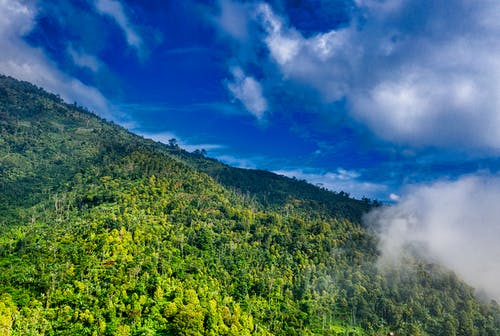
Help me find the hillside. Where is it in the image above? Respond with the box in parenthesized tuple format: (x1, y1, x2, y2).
(168, 151, 375, 223)
(0, 74, 499, 335)
(0, 74, 370, 226)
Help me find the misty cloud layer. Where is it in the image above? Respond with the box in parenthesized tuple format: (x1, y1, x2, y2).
(366, 174, 500, 301)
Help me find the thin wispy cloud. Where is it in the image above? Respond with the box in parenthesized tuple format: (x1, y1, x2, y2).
(67, 45, 102, 72)
(137, 130, 225, 154)
(274, 168, 388, 199)
(94, 0, 143, 53)
(119, 101, 245, 116)
(213, 0, 251, 41)
(0, 0, 110, 116)
(215, 154, 261, 169)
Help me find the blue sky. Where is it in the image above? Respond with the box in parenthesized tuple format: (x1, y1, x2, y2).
(2, 0, 500, 201)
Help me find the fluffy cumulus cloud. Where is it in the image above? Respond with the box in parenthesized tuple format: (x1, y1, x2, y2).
(221, 1, 500, 150)
(0, 0, 110, 115)
(274, 168, 387, 199)
(226, 67, 268, 119)
(366, 174, 500, 300)
(255, 3, 353, 102)
(345, 1, 500, 149)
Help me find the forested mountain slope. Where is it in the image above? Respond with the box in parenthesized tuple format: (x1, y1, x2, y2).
(169, 151, 374, 223)
(0, 74, 369, 226)
(0, 74, 499, 335)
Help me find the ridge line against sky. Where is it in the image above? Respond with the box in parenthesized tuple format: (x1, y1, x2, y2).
(2, 0, 500, 201)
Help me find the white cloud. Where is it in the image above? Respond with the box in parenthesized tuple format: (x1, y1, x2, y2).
(94, 0, 142, 52)
(274, 168, 387, 199)
(255, 3, 354, 101)
(213, 2, 270, 120)
(0, 0, 110, 116)
(215, 154, 260, 169)
(257, 4, 300, 65)
(214, 0, 250, 41)
(389, 193, 400, 202)
(366, 174, 500, 300)
(136, 131, 224, 153)
(67, 45, 102, 72)
(250, 1, 500, 150)
(226, 66, 268, 119)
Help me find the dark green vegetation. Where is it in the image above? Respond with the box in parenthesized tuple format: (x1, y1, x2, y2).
(0, 74, 499, 335)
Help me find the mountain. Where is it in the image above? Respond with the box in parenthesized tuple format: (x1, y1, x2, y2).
(0, 74, 499, 335)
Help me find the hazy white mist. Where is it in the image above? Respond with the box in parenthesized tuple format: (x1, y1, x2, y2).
(366, 174, 500, 301)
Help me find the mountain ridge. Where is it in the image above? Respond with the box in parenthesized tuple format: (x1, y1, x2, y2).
(0, 74, 372, 225)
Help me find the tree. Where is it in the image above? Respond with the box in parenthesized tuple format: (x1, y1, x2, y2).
(168, 138, 179, 148)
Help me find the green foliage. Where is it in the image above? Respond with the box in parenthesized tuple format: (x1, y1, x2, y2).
(0, 74, 499, 335)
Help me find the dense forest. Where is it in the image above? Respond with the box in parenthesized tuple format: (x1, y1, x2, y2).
(0, 74, 499, 335)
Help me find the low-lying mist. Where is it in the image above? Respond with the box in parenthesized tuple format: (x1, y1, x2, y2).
(366, 174, 500, 301)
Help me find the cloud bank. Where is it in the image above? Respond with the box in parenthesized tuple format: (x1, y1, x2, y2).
(367, 174, 500, 300)
(218, 0, 500, 150)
